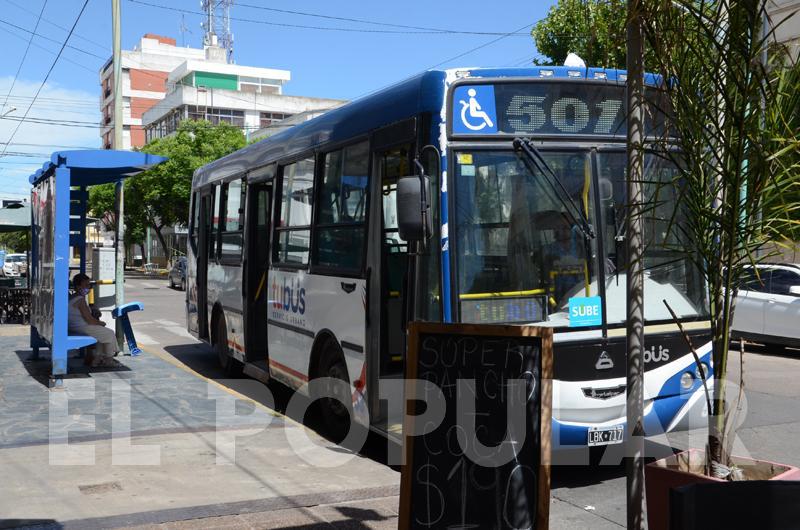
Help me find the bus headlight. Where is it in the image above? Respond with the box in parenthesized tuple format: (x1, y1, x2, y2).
(695, 363, 710, 381)
(680, 372, 695, 390)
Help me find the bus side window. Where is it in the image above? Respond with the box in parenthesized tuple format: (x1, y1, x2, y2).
(313, 141, 369, 272)
(220, 179, 245, 262)
(211, 183, 222, 261)
(190, 191, 200, 251)
(275, 157, 314, 265)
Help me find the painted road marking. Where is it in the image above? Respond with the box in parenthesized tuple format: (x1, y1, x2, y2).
(160, 320, 183, 327)
(132, 331, 158, 345)
(164, 326, 194, 339)
(139, 282, 159, 289)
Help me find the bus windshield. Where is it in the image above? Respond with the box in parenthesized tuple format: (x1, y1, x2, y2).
(596, 151, 708, 325)
(454, 150, 598, 326)
(453, 149, 707, 328)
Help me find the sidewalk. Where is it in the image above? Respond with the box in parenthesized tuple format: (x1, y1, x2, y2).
(0, 326, 399, 529)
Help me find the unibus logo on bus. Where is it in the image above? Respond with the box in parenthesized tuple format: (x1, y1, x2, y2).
(271, 276, 306, 315)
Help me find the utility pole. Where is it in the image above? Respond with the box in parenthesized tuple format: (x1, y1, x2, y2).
(625, 0, 646, 528)
(112, 0, 125, 350)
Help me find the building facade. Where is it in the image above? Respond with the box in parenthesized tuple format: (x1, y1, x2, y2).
(100, 34, 343, 150)
(142, 60, 343, 143)
(99, 34, 206, 150)
(769, 0, 800, 59)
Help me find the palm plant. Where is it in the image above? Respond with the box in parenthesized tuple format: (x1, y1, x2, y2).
(640, 0, 800, 477)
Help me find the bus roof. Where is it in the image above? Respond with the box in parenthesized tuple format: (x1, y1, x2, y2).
(193, 66, 659, 188)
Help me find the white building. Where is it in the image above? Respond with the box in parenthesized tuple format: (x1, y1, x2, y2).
(769, 0, 800, 60)
(142, 59, 343, 143)
(100, 34, 344, 150)
(99, 34, 206, 150)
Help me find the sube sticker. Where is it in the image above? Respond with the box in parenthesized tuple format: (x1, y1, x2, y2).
(569, 296, 602, 327)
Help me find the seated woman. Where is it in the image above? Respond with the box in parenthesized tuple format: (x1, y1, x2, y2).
(68, 273, 118, 367)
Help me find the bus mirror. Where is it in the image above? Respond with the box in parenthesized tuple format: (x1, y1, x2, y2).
(397, 175, 432, 242)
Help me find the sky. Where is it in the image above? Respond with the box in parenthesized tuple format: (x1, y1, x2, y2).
(0, 0, 557, 197)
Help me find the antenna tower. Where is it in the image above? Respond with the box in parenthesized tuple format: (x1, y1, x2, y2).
(201, 0, 234, 63)
(179, 14, 192, 47)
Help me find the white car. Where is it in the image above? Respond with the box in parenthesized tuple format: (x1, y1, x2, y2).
(731, 263, 800, 349)
(2, 254, 27, 277)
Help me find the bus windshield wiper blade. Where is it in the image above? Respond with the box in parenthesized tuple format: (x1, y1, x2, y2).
(512, 137, 596, 240)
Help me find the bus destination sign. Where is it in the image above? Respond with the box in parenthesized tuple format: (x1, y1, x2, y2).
(451, 82, 631, 138)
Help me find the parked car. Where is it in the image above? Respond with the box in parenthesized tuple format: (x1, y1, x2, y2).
(2, 254, 27, 277)
(731, 263, 800, 349)
(168, 257, 187, 291)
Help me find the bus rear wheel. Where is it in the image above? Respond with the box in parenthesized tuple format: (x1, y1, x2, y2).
(315, 340, 352, 443)
(214, 314, 242, 377)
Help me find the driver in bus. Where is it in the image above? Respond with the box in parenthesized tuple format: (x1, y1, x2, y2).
(68, 273, 118, 367)
(545, 223, 587, 306)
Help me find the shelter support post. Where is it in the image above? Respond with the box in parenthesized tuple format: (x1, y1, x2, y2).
(114, 180, 125, 351)
(51, 166, 72, 387)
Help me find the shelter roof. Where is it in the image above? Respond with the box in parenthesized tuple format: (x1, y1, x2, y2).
(0, 205, 30, 233)
(29, 150, 167, 187)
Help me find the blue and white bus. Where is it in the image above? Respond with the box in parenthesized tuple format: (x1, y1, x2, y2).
(186, 66, 712, 447)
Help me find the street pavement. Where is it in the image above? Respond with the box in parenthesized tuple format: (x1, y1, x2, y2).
(2, 275, 800, 529)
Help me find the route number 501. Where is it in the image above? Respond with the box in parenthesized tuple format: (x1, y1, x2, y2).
(506, 94, 623, 135)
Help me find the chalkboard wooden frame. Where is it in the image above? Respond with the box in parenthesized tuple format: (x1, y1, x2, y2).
(399, 322, 553, 530)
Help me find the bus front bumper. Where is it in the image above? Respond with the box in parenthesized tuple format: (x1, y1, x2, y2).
(551, 351, 713, 450)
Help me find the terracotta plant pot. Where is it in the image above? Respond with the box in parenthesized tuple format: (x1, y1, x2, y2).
(645, 448, 800, 530)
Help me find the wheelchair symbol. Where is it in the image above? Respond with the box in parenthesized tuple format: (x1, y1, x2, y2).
(459, 88, 495, 131)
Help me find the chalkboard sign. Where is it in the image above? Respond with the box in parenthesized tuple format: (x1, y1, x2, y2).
(399, 323, 553, 530)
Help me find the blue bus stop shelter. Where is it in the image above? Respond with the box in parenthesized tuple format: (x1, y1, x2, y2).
(28, 150, 166, 387)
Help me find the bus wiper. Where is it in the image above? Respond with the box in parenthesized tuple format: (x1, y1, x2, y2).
(513, 138, 596, 240)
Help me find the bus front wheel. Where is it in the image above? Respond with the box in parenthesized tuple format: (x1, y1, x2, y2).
(315, 340, 352, 442)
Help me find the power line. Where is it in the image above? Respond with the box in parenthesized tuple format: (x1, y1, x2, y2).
(0, 151, 53, 158)
(2, 95, 97, 105)
(428, 21, 536, 69)
(1, 115, 102, 128)
(127, 0, 531, 36)
(347, 21, 535, 104)
(0, 23, 98, 74)
(0, 16, 107, 60)
(1, 0, 48, 114)
(0, 141, 97, 149)
(2, 0, 109, 53)
(236, 1, 532, 36)
(0, 0, 92, 158)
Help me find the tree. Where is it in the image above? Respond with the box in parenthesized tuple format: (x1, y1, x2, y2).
(88, 120, 246, 261)
(642, 0, 800, 476)
(532, 0, 629, 68)
(0, 231, 29, 252)
(134, 120, 246, 258)
(88, 182, 149, 259)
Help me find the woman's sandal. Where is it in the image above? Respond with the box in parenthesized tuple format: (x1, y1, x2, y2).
(96, 357, 117, 367)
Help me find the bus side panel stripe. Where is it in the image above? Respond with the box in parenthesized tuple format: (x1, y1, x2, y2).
(268, 318, 314, 338)
(269, 359, 309, 382)
(341, 341, 364, 353)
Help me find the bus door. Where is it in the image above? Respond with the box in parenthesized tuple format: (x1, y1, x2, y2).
(378, 144, 413, 374)
(366, 119, 416, 428)
(197, 191, 213, 340)
(244, 180, 272, 364)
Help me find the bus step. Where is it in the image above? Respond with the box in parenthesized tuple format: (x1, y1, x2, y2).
(243, 361, 270, 383)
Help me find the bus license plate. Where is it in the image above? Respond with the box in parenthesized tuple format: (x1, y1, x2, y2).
(587, 425, 624, 446)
